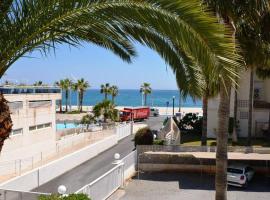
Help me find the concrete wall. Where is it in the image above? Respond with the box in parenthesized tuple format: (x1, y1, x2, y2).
(0, 135, 118, 191)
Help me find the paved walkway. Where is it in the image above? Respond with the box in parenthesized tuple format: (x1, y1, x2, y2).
(118, 172, 270, 200)
(33, 135, 135, 194)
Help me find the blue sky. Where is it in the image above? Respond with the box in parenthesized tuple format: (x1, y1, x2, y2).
(2, 43, 178, 90)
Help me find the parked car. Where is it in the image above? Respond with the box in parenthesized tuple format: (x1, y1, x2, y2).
(150, 108, 159, 117)
(227, 164, 254, 187)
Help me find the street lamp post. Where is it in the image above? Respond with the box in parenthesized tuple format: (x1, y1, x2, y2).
(172, 96, 175, 116)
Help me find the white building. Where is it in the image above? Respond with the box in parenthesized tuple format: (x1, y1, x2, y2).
(0, 86, 61, 160)
(207, 68, 270, 138)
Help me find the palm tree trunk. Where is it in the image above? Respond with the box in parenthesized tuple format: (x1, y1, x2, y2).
(112, 96, 115, 104)
(144, 94, 147, 106)
(215, 84, 231, 200)
(0, 93, 13, 153)
(59, 100, 62, 113)
(65, 90, 68, 112)
(201, 94, 208, 146)
(232, 86, 238, 143)
(80, 91, 83, 112)
(77, 90, 80, 111)
(268, 111, 270, 135)
(248, 68, 254, 146)
(105, 93, 107, 100)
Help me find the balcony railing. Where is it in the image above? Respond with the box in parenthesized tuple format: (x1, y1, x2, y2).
(0, 86, 61, 94)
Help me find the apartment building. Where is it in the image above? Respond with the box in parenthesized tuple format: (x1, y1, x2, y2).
(207, 68, 270, 138)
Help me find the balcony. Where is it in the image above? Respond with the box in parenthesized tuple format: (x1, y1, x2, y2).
(254, 100, 270, 109)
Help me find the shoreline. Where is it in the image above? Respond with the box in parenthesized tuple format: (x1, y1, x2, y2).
(67, 105, 203, 116)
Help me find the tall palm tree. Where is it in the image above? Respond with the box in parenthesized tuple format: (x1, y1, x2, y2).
(55, 80, 66, 113)
(100, 83, 111, 100)
(71, 82, 79, 110)
(0, 0, 241, 162)
(76, 78, 90, 112)
(63, 79, 72, 112)
(140, 83, 152, 106)
(110, 85, 119, 104)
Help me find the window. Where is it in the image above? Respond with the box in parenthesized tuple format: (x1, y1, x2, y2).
(240, 112, 248, 119)
(238, 100, 248, 108)
(29, 100, 51, 108)
(8, 101, 23, 111)
(227, 168, 243, 174)
(29, 126, 36, 131)
(11, 128, 23, 136)
(29, 123, 52, 132)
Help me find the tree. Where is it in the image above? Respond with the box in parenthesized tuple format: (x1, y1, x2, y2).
(80, 114, 96, 129)
(55, 80, 67, 113)
(33, 81, 43, 86)
(0, 0, 241, 162)
(140, 83, 152, 106)
(63, 79, 72, 112)
(93, 100, 119, 122)
(0, 93, 13, 152)
(76, 78, 90, 112)
(110, 85, 118, 104)
(100, 83, 111, 100)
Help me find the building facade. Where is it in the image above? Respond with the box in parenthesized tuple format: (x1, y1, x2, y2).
(0, 86, 61, 161)
(207, 69, 270, 138)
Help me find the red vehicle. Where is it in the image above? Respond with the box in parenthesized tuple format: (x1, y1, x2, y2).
(120, 107, 150, 121)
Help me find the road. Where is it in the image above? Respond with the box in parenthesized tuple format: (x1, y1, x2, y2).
(34, 135, 135, 193)
(34, 117, 164, 194)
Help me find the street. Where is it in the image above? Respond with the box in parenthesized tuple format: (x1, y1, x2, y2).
(34, 116, 164, 194)
(33, 135, 135, 193)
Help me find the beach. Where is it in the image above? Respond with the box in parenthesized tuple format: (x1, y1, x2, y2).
(70, 105, 203, 116)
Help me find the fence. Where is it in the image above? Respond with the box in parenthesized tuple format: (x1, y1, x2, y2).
(76, 150, 137, 200)
(116, 122, 132, 140)
(0, 189, 49, 200)
(137, 145, 270, 155)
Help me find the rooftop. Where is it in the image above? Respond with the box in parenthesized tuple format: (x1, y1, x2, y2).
(0, 86, 61, 95)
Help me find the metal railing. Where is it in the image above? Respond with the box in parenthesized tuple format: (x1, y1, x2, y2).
(76, 150, 137, 200)
(0, 189, 49, 200)
(76, 164, 124, 200)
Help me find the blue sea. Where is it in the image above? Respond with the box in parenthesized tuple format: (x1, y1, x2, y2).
(62, 89, 202, 108)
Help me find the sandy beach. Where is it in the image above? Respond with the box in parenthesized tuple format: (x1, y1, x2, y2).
(68, 105, 202, 116)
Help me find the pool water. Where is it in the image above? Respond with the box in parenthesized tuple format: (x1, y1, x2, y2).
(56, 123, 79, 130)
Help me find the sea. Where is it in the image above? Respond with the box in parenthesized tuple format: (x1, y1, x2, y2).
(62, 89, 202, 108)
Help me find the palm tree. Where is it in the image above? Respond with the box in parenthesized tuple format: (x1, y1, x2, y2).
(63, 79, 72, 112)
(55, 80, 66, 113)
(93, 100, 119, 123)
(100, 83, 111, 100)
(76, 78, 90, 112)
(33, 81, 43, 86)
(110, 85, 119, 104)
(80, 114, 96, 129)
(140, 83, 152, 106)
(203, 1, 270, 199)
(0, 0, 241, 161)
(0, 93, 13, 152)
(71, 82, 79, 111)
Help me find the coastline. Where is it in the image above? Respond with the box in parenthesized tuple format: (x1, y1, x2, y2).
(71, 105, 203, 116)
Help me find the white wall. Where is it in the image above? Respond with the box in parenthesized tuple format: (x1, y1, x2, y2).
(0, 135, 118, 191)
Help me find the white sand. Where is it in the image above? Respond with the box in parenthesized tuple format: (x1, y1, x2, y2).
(74, 105, 202, 116)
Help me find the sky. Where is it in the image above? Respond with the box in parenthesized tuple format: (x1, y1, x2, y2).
(2, 42, 178, 90)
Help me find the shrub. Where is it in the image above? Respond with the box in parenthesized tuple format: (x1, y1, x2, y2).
(39, 194, 90, 200)
(153, 139, 165, 145)
(179, 113, 202, 134)
(134, 127, 153, 146)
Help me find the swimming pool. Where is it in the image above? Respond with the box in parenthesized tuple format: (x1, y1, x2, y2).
(56, 123, 80, 130)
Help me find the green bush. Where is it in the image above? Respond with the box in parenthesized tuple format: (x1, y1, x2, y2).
(39, 194, 90, 200)
(153, 139, 165, 145)
(134, 127, 153, 146)
(179, 113, 202, 134)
